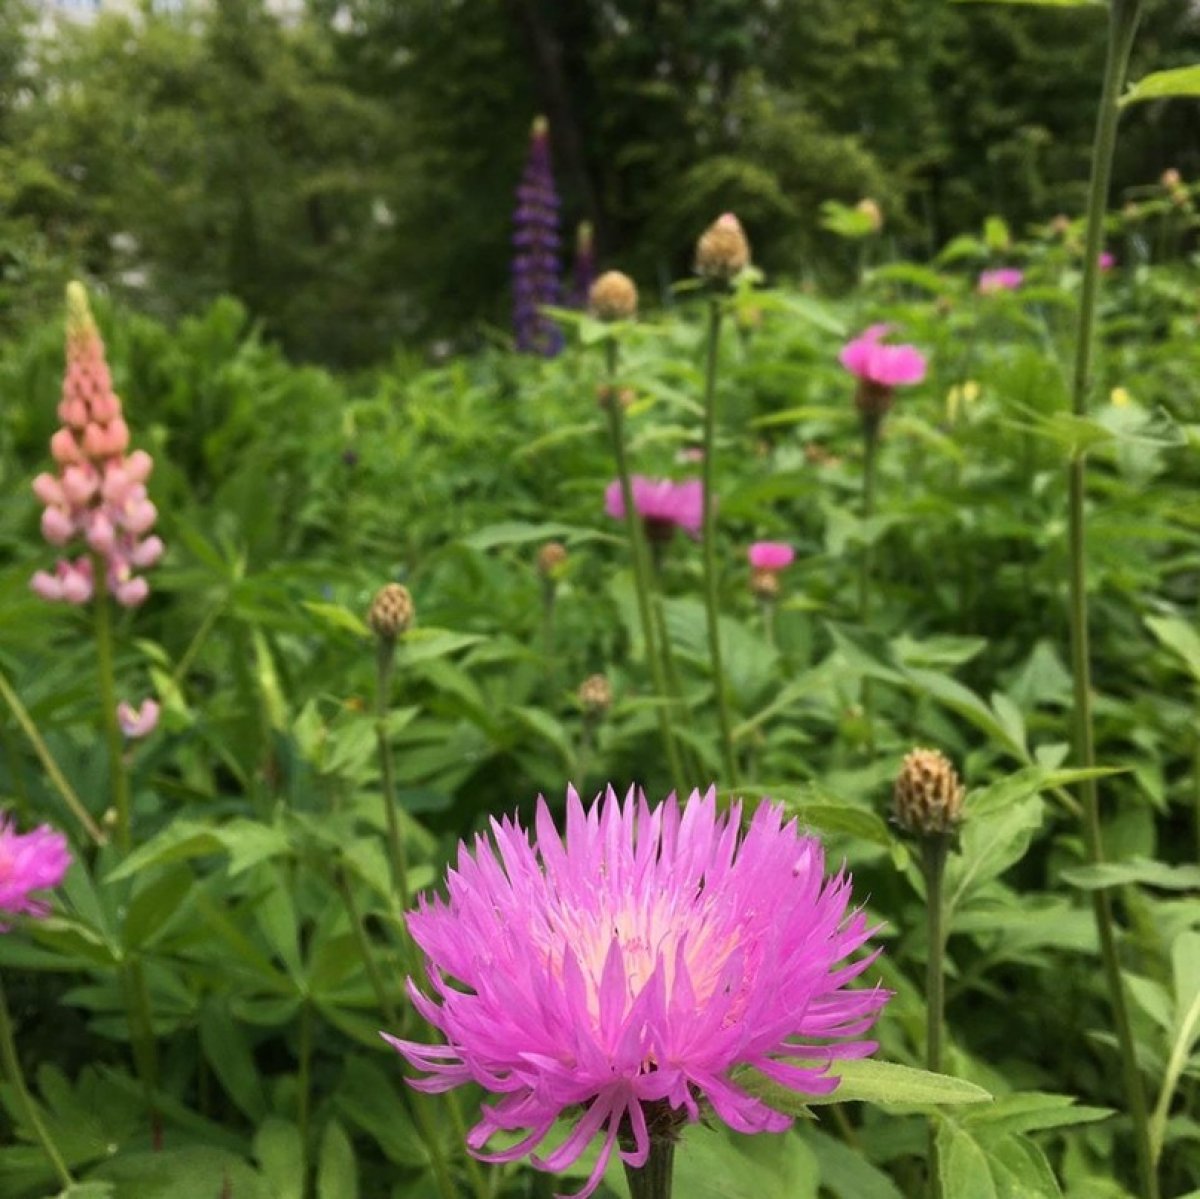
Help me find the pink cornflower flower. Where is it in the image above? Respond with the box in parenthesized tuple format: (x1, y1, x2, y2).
(384, 786, 888, 1198)
(117, 699, 160, 740)
(747, 542, 794, 572)
(605, 476, 704, 541)
(839, 325, 927, 431)
(30, 283, 163, 608)
(977, 268, 1024, 294)
(1099, 251, 1116, 271)
(0, 818, 71, 924)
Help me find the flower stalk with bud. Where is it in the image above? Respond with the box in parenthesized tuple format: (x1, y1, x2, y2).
(694, 214, 750, 786)
(367, 583, 415, 907)
(893, 748, 965, 1199)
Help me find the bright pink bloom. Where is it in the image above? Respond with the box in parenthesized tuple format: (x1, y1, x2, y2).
(605, 476, 704, 539)
(384, 786, 887, 1198)
(117, 699, 160, 740)
(978, 268, 1024, 294)
(0, 818, 71, 924)
(748, 542, 794, 572)
(839, 325, 927, 389)
(1099, 251, 1116, 271)
(30, 284, 162, 606)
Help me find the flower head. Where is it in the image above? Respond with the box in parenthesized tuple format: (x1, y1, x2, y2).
(747, 542, 794, 572)
(605, 476, 703, 541)
(893, 748, 964, 839)
(117, 699, 160, 740)
(30, 283, 162, 608)
(384, 787, 887, 1197)
(571, 222, 596, 309)
(1098, 251, 1116, 272)
(839, 325, 927, 390)
(977, 268, 1024, 294)
(0, 818, 71, 924)
(512, 117, 564, 357)
(695, 213, 751, 282)
(367, 583, 414, 640)
(588, 271, 638, 323)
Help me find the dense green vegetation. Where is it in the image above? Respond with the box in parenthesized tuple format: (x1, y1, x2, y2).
(2, 0, 1199, 359)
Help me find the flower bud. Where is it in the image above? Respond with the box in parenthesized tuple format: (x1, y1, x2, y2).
(578, 673, 612, 716)
(893, 748, 965, 838)
(695, 213, 751, 282)
(750, 568, 780, 600)
(856, 198, 883, 233)
(588, 271, 638, 322)
(537, 541, 568, 577)
(368, 583, 414, 640)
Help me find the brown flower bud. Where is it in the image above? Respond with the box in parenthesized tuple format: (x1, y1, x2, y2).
(856, 198, 883, 233)
(1162, 168, 1182, 191)
(589, 271, 638, 322)
(1051, 214, 1072, 237)
(578, 673, 613, 716)
(596, 384, 635, 411)
(893, 748, 965, 837)
(750, 568, 779, 600)
(695, 213, 751, 282)
(367, 583, 414, 640)
(537, 541, 568, 577)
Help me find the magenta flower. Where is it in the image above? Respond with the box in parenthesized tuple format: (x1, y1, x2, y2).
(384, 786, 887, 1198)
(1099, 251, 1116, 271)
(30, 283, 163, 608)
(0, 818, 71, 924)
(117, 699, 160, 740)
(839, 325, 927, 391)
(748, 542, 794, 572)
(978, 268, 1024, 294)
(605, 476, 704, 540)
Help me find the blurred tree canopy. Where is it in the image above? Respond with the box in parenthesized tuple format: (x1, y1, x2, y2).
(1, 0, 1197, 363)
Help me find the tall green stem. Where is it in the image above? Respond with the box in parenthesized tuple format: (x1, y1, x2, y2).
(91, 557, 131, 853)
(0, 975, 74, 1189)
(1066, 5, 1156, 1197)
(922, 838, 949, 1199)
(0, 667, 104, 845)
(699, 298, 738, 785)
(602, 340, 688, 797)
(374, 638, 409, 910)
(297, 998, 313, 1185)
(858, 425, 880, 750)
(623, 1138, 675, 1199)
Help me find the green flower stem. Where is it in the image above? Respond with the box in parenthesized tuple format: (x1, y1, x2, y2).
(297, 998, 313, 1179)
(700, 298, 738, 786)
(1066, 4, 1156, 1198)
(541, 578, 558, 698)
(374, 637, 410, 910)
(0, 974, 74, 1189)
(91, 555, 131, 853)
(336, 872, 473, 1199)
(858, 424, 880, 751)
(0, 666, 104, 845)
(0, 718, 31, 825)
(602, 340, 688, 798)
(623, 1137, 675, 1199)
(922, 837, 949, 1199)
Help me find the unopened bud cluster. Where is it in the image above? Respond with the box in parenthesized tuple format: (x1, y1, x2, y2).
(368, 583, 414, 640)
(695, 213, 751, 282)
(537, 541, 568, 577)
(578, 673, 613, 716)
(588, 271, 638, 322)
(893, 748, 964, 838)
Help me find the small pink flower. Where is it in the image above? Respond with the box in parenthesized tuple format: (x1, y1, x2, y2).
(839, 325, 927, 389)
(1099, 251, 1116, 271)
(113, 576, 149, 608)
(384, 786, 887, 1199)
(0, 818, 71, 924)
(605, 476, 704, 539)
(748, 542, 794, 572)
(978, 267, 1024, 294)
(117, 699, 160, 740)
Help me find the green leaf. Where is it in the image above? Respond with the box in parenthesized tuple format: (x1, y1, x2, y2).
(803, 1127, 905, 1199)
(254, 1119, 304, 1199)
(1121, 66, 1200, 106)
(939, 1124, 999, 1199)
(122, 867, 194, 951)
(1060, 859, 1200, 891)
(1145, 614, 1200, 682)
(199, 1001, 268, 1122)
(962, 1091, 1113, 1136)
(318, 1120, 359, 1199)
(737, 1058, 991, 1113)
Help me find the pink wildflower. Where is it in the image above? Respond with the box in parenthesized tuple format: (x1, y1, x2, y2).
(605, 476, 704, 540)
(30, 283, 162, 607)
(0, 818, 71, 924)
(839, 325, 927, 390)
(747, 542, 794, 572)
(1099, 251, 1116, 271)
(978, 268, 1024, 294)
(384, 786, 887, 1198)
(117, 699, 160, 740)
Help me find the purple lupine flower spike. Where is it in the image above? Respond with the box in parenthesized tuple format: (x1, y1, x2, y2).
(512, 116, 564, 356)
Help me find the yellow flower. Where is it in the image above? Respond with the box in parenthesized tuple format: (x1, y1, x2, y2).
(1110, 387, 1132, 408)
(946, 380, 981, 423)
